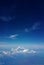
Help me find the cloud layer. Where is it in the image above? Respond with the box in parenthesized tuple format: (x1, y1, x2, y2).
(0, 46, 36, 56)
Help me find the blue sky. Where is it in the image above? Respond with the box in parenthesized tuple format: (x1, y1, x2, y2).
(0, 0, 44, 46)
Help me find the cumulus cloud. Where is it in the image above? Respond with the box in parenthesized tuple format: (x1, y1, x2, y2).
(28, 50, 36, 53)
(3, 51, 8, 55)
(13, 46, 30, 53)
(15, 46, 36, 54)
(1, 46, 36, 56)
(2, 51, 11, 55)
(25, 22, 40, 32)
(14, 46, 30, 53)
(23, 49, 29, 53)
(9, 34, 18, 39)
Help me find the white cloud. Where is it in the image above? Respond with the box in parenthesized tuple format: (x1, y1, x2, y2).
(3, 51, 8, 55)
(2, 51, 11, 55)
(0, 46, 36, 56)
(15, 47, 36, 54)
(28, 50, 36, 54)
(5, 46, 36, 55)
(23, 49, 29, 53)
(9, 34, 18, 39)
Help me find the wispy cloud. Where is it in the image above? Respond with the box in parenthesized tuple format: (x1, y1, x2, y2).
(25, 28, 29, 32)
(9, 34, 19, 39)
(25, 22, 40, 32)
(3, 51, 9, 55)
(32, 22, 40, 30)
(0, 16, 15, 22)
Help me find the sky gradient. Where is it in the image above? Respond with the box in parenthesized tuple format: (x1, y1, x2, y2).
(0, 0, 44, 46)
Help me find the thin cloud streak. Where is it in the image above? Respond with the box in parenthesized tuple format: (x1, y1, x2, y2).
(9, 34, 19, 39)
(25, 22, 40, 32)
(0, 16, 15, 22)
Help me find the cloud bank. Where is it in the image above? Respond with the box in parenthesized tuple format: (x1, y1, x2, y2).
(0, 46, 36, 56)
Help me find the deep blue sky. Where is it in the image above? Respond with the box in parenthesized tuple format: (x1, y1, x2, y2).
(0, 0, 44, 45)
